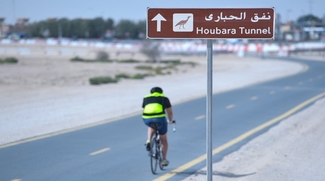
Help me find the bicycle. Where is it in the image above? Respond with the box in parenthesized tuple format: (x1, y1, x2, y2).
(149, 120, 176, 174)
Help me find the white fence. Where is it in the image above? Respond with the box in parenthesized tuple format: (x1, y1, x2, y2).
(1, 38, 324, 57)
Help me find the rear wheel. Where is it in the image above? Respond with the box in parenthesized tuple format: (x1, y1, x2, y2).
(158, 143, 164, 170)
(150, 136, 158, 174)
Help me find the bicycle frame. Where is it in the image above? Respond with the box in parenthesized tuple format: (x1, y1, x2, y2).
(149, 121, 176, 174)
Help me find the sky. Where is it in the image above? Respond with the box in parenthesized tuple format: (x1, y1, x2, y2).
(0, 0, 324, 24)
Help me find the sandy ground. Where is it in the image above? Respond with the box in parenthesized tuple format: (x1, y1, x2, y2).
(182, 54, 325, 181)
(182, 97, 325, 181)
(1, 52, 325, 180)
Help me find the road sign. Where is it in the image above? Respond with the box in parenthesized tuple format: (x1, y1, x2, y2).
(147, 8, 275, 39)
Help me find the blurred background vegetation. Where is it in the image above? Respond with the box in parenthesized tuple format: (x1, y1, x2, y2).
(25, 17, 146, 40)
(2, 14, 324, 41)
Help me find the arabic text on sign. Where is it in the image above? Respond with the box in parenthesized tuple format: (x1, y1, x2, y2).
(205, 12, 271, 22)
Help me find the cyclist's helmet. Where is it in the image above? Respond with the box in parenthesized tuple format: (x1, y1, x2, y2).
(150, 87, 163, 93)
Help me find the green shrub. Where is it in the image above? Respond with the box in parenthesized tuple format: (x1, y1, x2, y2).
(163, 59, 181, 64)
(165, 64, 177, 69)
(70, 56, 83, 62)
(154, 67, 165, 75)
(94, 59, 113, 63)
(0, 57, 19, 64)
(89, 76, 117, 85)
(85, 58, 197, 85)
(135, 65, 154, 70)
(118, 59, 140, 63)
(115, 73, 130, 79)
(71, 56, 112, 63)
(144, 59, 181, 64)
(131, 74, 146, 79)
(183, 61, 197, 67)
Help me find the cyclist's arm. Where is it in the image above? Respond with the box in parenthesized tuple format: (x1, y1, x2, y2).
(166, 107, 173, 122)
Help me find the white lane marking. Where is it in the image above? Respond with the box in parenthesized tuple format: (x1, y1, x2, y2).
(226, 104, 235, 109)
(90, 148, 110, 156)
(270, 91, 276, 94)
(250, 96, 258, 100)
(195, 115, 205, 120)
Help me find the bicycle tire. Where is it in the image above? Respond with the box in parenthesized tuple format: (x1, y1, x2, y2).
(150, 135, 158, 174)
(158, 142, 164, 170)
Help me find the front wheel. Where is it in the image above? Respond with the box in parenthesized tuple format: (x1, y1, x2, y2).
(158, 144, 164, 170)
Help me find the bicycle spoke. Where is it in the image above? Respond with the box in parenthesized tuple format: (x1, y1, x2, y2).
(150, 136, 158, 174)
(149, 126, 165, 174)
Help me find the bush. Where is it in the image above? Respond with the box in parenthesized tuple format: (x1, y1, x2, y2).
(131, 74, 146, 79)
(96, 51, 109, 60)
(140, 40, 161, 62)
(183, 61, 198, 67)
(0, 57, 19, 64)
(162, 59, 181, 64)
(85, 57, 197, 85)
(135, 65, 154, 70)
(70, 56, 112, 63)
(118, 59, 140, 63)
(98, 59, 113, 63)
(70, 56, 83, 62)
(115, 73, 130, 80)
(89, 76, 117, 85)
(154, 67, 165, 75)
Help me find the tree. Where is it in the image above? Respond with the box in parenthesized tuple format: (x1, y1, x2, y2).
(104, 18, 114, 31)
(24, 17, 145, 39)
(135, 20, 146, 39)
(59, 18, 70, 38)
(88, 17, 106, 38)
(297, 14, 322, 25)
(69, 18, 88, 38)
(114, 19, 137, 39)
(26, 22, 40, 37)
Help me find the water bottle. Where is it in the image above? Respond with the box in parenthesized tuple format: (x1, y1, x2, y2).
(172, 120, 176, 132)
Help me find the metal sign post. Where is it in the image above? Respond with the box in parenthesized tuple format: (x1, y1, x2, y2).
(147, 7, 275, 181)
(206, 39, 213, 180)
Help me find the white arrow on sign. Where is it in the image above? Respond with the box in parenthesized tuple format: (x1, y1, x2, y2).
(151, 13, 166, 32)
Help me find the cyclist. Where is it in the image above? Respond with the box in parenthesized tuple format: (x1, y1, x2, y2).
(142, 86, 174, 166)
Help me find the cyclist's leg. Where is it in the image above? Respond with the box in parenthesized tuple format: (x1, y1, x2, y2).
(143, 118, 155, 140)
(147, 127, 154, 142)
(156, 117, 168, 164)
(160, 133, 168, 160)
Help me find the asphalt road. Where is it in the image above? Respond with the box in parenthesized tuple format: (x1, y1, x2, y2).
(1, 57, 325, 181)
